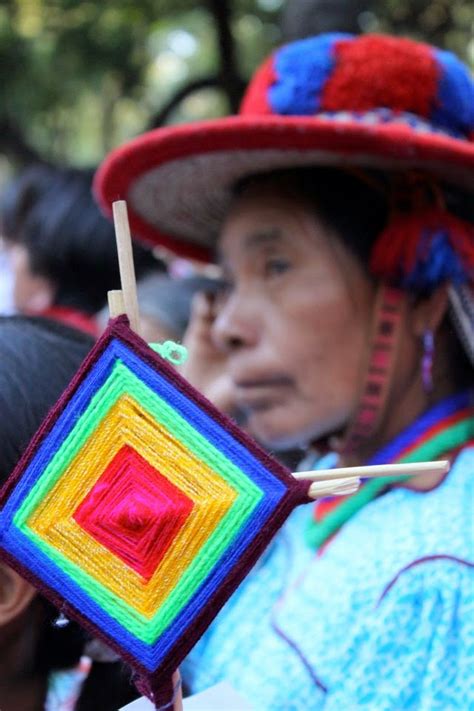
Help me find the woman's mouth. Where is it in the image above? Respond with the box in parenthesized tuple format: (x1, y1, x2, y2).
(235, 375, 293, 411)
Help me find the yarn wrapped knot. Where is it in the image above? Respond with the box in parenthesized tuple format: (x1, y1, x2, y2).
(370, 208, 474, 292)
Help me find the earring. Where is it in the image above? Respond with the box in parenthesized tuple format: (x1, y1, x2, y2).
(422, 329, 434, 393)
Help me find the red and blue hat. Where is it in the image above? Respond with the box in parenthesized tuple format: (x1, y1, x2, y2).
(95, 33, 474, 262)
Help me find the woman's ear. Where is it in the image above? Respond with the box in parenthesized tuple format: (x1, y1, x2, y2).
(8, 243, 55, 313)
(411, 284, 450, 338)
(0, 563, 36, 626)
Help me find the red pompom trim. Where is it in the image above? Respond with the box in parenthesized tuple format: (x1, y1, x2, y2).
(370, 208, 474, 281)
(322, 36, 439, 118)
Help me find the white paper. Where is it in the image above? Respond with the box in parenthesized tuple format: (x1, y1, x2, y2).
(120, 681, 254, 710)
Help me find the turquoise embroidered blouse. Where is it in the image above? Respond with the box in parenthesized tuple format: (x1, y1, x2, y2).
(182, 446, 474, 710)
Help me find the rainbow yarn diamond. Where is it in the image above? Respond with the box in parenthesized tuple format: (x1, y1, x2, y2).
(0, 316, 309, 696)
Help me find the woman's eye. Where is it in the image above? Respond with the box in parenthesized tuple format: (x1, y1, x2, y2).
(264, 258, 291, 276)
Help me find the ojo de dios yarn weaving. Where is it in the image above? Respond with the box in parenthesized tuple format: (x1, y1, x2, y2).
(0, 316, 311, 699)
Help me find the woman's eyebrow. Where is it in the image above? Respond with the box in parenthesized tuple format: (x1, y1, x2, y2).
(215, 228, 283, 264)
(244, 228, 283, 251)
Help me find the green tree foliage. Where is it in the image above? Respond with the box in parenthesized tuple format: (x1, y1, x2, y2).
(282, 0, 474, 56)
(0, 0, 471, 168)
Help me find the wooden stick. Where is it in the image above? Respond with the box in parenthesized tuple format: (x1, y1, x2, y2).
(112, 200, 140, 333)
(308, 477, 360, 500)
(293, 459, 449, 483)
(107, 290, 125, 319)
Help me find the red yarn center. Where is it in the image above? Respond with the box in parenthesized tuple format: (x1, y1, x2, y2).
(74, 445, 194, 581)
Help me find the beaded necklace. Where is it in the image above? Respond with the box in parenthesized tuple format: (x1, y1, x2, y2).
(306, 391, 474, 550)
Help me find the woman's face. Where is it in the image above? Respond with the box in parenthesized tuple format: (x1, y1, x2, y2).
(212, 185, 376, 450)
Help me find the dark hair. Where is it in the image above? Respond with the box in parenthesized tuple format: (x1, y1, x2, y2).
(0, 317, 138, 710)
(0, 316, 94, 476)
(0, 165, 156, 314)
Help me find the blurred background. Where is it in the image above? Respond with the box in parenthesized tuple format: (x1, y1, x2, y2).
(0, 0, 472, 177)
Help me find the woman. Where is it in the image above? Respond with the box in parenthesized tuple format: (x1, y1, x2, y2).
(0, 317, 138, 711)
(96, 34, 474, 709)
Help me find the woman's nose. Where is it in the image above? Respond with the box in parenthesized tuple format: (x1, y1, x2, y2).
(212, 291, 260, 353)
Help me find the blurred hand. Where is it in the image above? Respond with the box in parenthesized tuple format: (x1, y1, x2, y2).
(182, 292, 237, 416)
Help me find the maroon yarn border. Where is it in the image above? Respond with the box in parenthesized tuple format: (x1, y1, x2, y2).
(0, 315, 312, 695)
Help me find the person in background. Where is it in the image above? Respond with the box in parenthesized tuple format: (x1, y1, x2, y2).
(96, 33, 474, 709)
(0, 165, 156, 336)
(0, 316, 139, 711)
(96, 268, 246, 429)
(96, 270, 221, 345)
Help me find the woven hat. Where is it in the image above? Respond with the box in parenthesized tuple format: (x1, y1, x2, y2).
(95, 32, 474, 262)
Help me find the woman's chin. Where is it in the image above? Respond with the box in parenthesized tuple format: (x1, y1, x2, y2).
(246, 408, 322, 452)
(246, 403, 347, 452)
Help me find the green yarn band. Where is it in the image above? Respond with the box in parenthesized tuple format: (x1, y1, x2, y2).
(306, 417, 474, 550)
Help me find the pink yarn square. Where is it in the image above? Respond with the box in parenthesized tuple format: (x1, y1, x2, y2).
(73, 445, 194, 581)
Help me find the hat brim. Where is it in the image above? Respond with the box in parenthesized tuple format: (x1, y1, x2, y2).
(95, 115, 474, 262)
